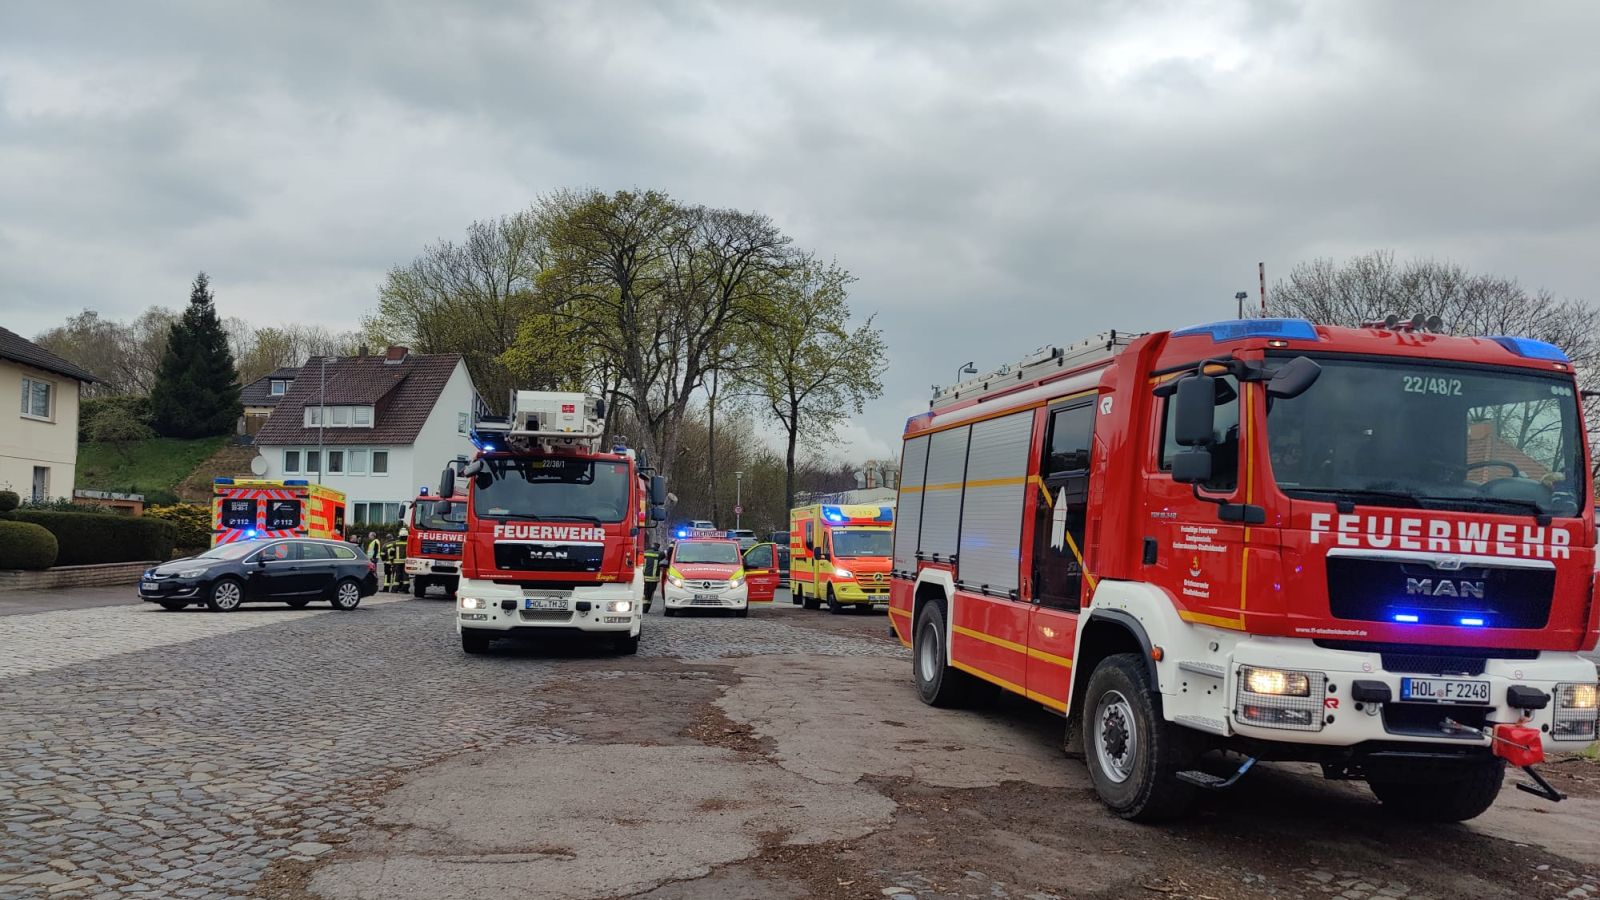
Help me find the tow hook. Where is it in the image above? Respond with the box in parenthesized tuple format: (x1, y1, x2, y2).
(1444, 717, 1565, 804)
(1176, 756, 1258, 791)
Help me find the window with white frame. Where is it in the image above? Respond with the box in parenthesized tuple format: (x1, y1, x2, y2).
(305, 450, 321, 473)
(458, 412, 469, 434)
(20, 376, 53, 420)
(327, 450, 344, 474)
(371, 450, 388, 475)
(353, 501, 404, 524)
(348, 449, 368, 474)
(283, 450, 301, 474)
(269, 379, 289, 396)
(303, 405, 374, 428)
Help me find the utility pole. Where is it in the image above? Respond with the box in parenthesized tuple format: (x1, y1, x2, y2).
(1235, 291, 1248, 319)
(317, 356, 326, 485)
(735, 471, 744, 530)
(1259, 262, 1267, 316)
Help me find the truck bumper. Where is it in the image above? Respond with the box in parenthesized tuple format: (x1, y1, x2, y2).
(406, 558, 460, 577)
(831, 581, 889, 604)
(1180, 635, 1599, 756)
(455, 579, 641, 636)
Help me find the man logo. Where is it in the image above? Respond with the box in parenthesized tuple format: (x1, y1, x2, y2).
(1405, 577, 1484, 599)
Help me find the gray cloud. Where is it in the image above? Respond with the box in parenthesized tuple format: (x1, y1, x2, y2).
(3, 0, 1598, 459)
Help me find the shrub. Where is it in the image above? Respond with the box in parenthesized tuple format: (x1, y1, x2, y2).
(18, 498, 111, 514)
(145, 504, 213, 550)
(0, 521, 58, 569)
(8, 510, 176, 566)
(80, 395, 154, 443)
(0, 490, 17, 512)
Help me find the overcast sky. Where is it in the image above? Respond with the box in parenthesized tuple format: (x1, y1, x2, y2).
(4, 1, 1599, 460)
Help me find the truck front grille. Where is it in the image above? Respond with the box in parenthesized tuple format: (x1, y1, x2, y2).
(518, 610, 573, 623)
(1326, 557, 1553, 629)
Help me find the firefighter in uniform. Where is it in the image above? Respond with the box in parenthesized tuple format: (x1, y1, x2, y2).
(642, 542, 664, 612)
(364, 531, 382, 569)
(382, 532, 408, 593)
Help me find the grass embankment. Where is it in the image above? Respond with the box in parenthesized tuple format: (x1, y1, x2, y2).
(76, 436, 231, 498)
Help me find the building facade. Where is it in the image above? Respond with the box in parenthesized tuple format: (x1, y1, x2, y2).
(0, 327, 98, 502)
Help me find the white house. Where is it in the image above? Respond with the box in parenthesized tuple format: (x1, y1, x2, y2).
(0, 326, 99, 501)
(254, 346, 477, 526)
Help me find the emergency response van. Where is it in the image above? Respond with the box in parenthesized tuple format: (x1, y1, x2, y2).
(211, 478, 345, 546)
(790, 503, 894, 612)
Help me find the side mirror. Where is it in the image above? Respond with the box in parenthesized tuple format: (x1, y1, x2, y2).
(1267, 356, 1321, 399)
(433, 500, 451, 516)
(255, 557, 268, 568)
(1171, 449, 1214, 485)
(1173, 375, 1218, 447)
(650, 475, 667, 505)
(649, 506, 667, 522)
(438, 466, 455, 499)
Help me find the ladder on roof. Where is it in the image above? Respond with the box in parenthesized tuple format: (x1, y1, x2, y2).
(930, 330, 1143, 411)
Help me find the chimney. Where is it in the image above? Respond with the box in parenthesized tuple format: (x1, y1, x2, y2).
(358, 345, 369, 357)
(384, 345, 410, 365)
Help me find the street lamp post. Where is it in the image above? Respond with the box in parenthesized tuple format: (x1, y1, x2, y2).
(735, 471, 744, 530)
(1235, 291, 1249, 319)
(956, 361, 977, 383)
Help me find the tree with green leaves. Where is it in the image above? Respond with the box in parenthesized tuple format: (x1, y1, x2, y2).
(742, 259, 886, 512)
(149, 273, 242, 438)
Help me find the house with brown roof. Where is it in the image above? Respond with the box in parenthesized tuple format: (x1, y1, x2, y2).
(254, 347, 478, 525)
(0, 326, 99, 501)
(238, 366, 300, 436)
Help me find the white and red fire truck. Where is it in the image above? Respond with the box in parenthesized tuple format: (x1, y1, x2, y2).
(890, 319, 1599, 822)
(444, 391, 666, 655)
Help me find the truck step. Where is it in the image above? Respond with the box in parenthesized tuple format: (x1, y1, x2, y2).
(1176, 756, 1257, 791)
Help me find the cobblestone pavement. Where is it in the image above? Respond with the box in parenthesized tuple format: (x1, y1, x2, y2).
(0, 599, 902, 899)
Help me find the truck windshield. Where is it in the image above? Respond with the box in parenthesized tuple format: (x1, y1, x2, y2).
(416, 500, 466, 532)
(675, 542, 741, 564)
(1265, 356, 1585, 517)
(833, 529, 893, 557)
(473, 458, 632, 523)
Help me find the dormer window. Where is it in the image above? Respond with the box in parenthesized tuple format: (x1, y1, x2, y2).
(269, 379, 290, 396)
(305, 405, 375, 428)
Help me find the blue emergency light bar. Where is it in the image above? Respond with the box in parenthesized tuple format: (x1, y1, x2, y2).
(214, 477, 233, 484)
(1490, 336, 1570, 363)
(1172, 318, 1319, 344)
(284, 479, 308, 486)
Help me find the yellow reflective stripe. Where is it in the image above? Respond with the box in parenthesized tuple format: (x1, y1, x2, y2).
(1027, 689, 1069, 712)
(1179, 609, 1246, 630)
(1028, 646, 1073, 669)
(887, 606, 911, 618)
(953, 624, 1026, 655)
(949, 660, 1068, 712)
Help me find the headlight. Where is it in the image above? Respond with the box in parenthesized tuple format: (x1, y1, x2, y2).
(833, 567, 853, 579)
(1560, 683, 1598, 709)
(1554, 682, 1600, 740)
(1242, 665, 1311, 697)
(727, 575, 744, 588)
(666, 573, 685, 588)
(607, 600, 633, 613)
(460, 597, 486, 610)
(177, 568, 210, 578)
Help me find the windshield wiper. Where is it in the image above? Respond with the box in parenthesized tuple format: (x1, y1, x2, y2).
(1447, 496, 1551, 518)
(534, 514, 606, 524)
(1287, 487, 1426, 509)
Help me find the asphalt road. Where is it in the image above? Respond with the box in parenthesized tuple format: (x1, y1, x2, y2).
(2, 587, 1598, 900)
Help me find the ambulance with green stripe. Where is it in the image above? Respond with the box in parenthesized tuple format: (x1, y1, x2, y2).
(788, 503, 894, 611)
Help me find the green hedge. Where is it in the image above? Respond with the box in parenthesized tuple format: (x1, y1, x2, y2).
(0, 490, 17, 512)
(6, 510, 176, 566)
(145, 503, 212, 551)
(0, 521, 58, 569)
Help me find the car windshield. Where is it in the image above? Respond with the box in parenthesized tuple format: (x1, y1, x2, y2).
(1266, 356, 1585, 517)
(833, 529, 893, 557)
(675, 542, 741, 565)
(415, 500, 466, 531)
(473, 457, 631, 523)
(196, 542, 258, 560)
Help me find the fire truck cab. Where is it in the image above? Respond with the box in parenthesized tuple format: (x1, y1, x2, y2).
(892, 321, 1599, 822)
(404, 479, 466, 598)
(448, 391, 667, 655)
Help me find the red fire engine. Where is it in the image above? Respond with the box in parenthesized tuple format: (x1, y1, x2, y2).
(443, 391, 667, 655)
(890, 319, 1598, 821)
(404, 475, 467, 598)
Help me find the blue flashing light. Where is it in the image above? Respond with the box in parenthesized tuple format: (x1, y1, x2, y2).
(1392, 613, 1420, 623)
(1490, 336, 1570, 363)
(823, 505, 846, 523)
(1171, 317, 1319, 344)
(246, 529, 258, 538)
(876, 506, 894, 522)
(419, 486, 429, 496)
(676, 529, 690, 539)
(1459, 617, 1486, 627)
(283, 479, 308, 486)
(482, 443, 496, 452)
(214, 477, 234, 485)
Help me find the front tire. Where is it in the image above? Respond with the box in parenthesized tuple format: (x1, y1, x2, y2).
(614, 633, 640, 654)
(826, 586, 843, 613)
(735, 607, 749, 618)
(205, 578, 244, 612)
(912, 600, 984, 708)
(1082, 653, 1198, 821)
(412, 578, 429, 599)
(1368, 759, 1506, 822)
(330, 578, 362, 611)
(158, 600, 187, 612)
(664, 607, 678, 617)
(461, 628, 492, 655)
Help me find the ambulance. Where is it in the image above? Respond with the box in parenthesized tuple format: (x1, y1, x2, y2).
(789, 503, 894, 612)
(211, 478, 346, 546)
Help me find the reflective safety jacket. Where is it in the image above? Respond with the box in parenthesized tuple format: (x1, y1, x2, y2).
(642, 550, 664, 582)
(365, 539, 382, 560)
(383, 540, 404, 563)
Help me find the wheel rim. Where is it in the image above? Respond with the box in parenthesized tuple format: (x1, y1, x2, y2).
(337, 583, 359, 606)
(1093, 690, 1138, 784)
(214, 582, 241, 610)
(918, 620, 941, 682)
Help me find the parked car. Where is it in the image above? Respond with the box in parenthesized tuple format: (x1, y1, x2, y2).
(139, 538, 379, 612)
(768, 531, 791, 577)
(726, 528, 758, 550)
